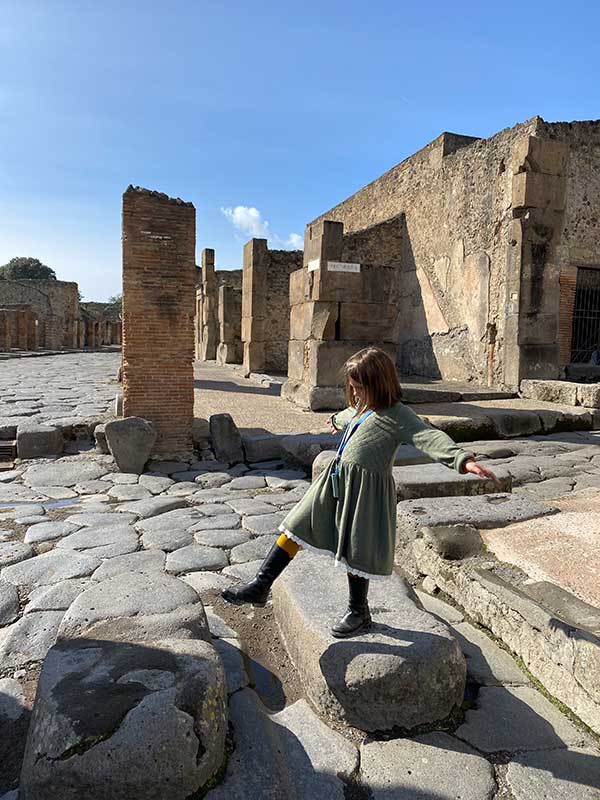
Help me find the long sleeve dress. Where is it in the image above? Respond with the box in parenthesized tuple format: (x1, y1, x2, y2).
(278, 402, 472, 580)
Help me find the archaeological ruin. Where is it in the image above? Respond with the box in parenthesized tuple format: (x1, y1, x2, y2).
(194, 250, 242, 362)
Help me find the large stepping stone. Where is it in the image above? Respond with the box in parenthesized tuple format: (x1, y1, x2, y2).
(165, 545, 228, 574)
(23, 460, 110, 487)
(272, 552, 466, 732)
(193, 529, 250, 549)
(104, 416, 156, 474)
(1, 550, 102, 591)
(0, 541, 33, 568)
(359, 732, 496, 799)
(206, 689, 358, 800)
(58, 571, 210, 643)
(56, 524, 139, 559)
(0, 610, 65, 669)
(24, 520, 81, 544)
(20, 636, 227, 800)
(506, 746, 600, 800)
(392, 462, 511, 500)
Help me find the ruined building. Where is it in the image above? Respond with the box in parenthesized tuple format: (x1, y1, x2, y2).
(194, 251, 242, 363)
(281, 116, 600, 407)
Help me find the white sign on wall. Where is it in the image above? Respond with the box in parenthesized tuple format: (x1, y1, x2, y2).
(327, 261, 361, 273)
(307, 259, 320, 272)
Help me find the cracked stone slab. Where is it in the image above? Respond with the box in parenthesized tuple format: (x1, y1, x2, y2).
(24, 520, 82, 544)
(241, 512, 285, 536)
(0, 542, 33, 568)
(23, 461, 111, 487)
(64, 512, 137, 527)
(135, 507, 203, 533)
(455, 686, 590, 752)
(55, 524, 139, 559)
(91, 550, 166, 581)
(1, 550, 101, 591)
(116, 497, 188, 520)
(190, 513, 241, 532)
(506, 746, 600, 800)
(141, 527, 194, 552)
(360, 732, 496, 799)
(20, 636, 227, 800)
(58, 571, 210, 642)
(165, 545, 228, 574)
(23, 579, 92, 614)
(207, 689, 357, 800)
(230, 535, 276, 564)
(225, 497, 278, 516)
(0, 610, 65, 669)
(273, 552, 466, 732)
(193, 528, 250, 549)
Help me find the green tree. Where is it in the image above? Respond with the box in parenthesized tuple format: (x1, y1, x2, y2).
(107, 292, 122, 309)
(0, 257, 57, 281)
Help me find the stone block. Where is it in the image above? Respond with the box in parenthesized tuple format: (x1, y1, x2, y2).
(16, 423, 63, 459)
(94, 423, 109, 454)
(290, 301, 338, 341)
(578, 384, 600, 408)
(303, 219, 344, 265)
(104, 417, 157, 474)
(520, 379, 578, 405)
(512, 171, 566, 211)
(392, 462, 511, 500)
(281, 379, 346, 411)
(306, 340, 396, 387)
(513, 134, 569, 176)
(272, 552, 466, 732)
(339, 301, 401, 342)
(191, 417, 210, 445)
(216, 342, 242, 365)
(20, 637, 227, 800)
(289, 268, 307, 306)
(242, 433, 284, 462)
(209, 413, 244, 464)
(243, 341, 265, 375)
(287, 340, 307, 381)
(280, 433, 341, 467)
(421, 524, 484, 560)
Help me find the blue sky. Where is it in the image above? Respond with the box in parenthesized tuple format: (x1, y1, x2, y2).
(1, 1, 598, 300)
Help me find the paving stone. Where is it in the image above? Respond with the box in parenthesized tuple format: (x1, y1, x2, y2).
(221, 560, 263, 582)
(166, 481, 202, 496)
(189, 460, 230, 473)
(228, 475, 266, 491)
(0, 505, 44, 523)
(226, 497, 278, 516)
(165, 545, 228, 574)
(0, 529, 15, 541)
(117, 496, 188, 519)
(107, 484, 152, 501)
(273, 552, 466, 732)
(181, 571, 235, 596)
(58, 571, 210, 642)
(193, 529, 251, 549)
(24, 520, 81, 544)
(190, 513, 241, 532)
(74, 479, 109, 494)
(147, 460, 190, 475)
(14, 515, 47, 526)
(392, 462, 511, 500)
(452, 621, 529, 686)
(204, 607, 240, 639)
(360, 732, 496, 800)
(56, 524, 139, 559)
(455, 686, 589, 752)
(0, 484, 51, 503)
(171, 470, 204, 482)
(24, 578, 92, 614)
(138, 474, 174, 494)
(141, 528, 194, 552)
(104, 416, 156, 474)
(207, 690, 356, 800)
(16, 422, 63, 458)
(0, 611, 65, 668)
(189, 488, 240, 505)
(0, 677, 26, 721)
(506, 747, 600, 800)
(0, 541, 34, 568)
(213, 637, 249, 694)
(0, 579, 19, 625)
(396, 494, 556, 539)
(194, 502, 229, 516)
(134, 507, 203, 534)
(0, 470, 22, 483)
(415, 589, 465, 624)
(242, 512, 285, 535)
(91, 550, 166, 581)
(23, 461, 110, 487)
(1, 550, 102, 591)
(65, 512, 137, 527)
(36, 486, 79, 500)
(194, 472, 233, 489)
(100, 472, 140, 485)
(20, 636, 227, 800)
(230, 535, 276, 564)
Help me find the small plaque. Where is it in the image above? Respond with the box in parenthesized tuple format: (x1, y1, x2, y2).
(327, 261, 361, 273)
(307, 259, 320, 272)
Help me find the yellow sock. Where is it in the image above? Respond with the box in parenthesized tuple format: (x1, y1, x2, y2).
(276, 533, 301, 558)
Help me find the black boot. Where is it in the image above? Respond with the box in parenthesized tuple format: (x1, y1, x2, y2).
(221, 543, 292, 607)
(331, 574, 372, 638)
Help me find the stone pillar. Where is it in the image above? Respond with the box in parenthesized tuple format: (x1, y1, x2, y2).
(16, 308, 29, 350)
(281, 219, 398, 411)
(504, 135, 568, 386)
(216, 284, 242, 364)
(26, 311, 37, 350)
(0, 310, 10, 351)
(122, 185, 196, 456)
(241, 238, 269, 375)
(199, 248, 218, 360)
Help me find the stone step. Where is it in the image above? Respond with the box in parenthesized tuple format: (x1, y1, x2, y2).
(206, 689, 358, 800)
(271, 551, 466, 732)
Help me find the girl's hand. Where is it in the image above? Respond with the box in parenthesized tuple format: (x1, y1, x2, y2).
(326, 416, 337, 435)
(463, 459, 502, 488)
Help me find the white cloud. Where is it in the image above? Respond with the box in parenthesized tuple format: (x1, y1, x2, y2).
(221, 205, 302, 250)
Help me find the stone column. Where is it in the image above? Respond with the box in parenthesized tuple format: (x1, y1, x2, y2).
(0, 310, 10, 351)
(122, 185, 196, 456)
(241, 238, 269, 375)
(200, 248, 218, 360)
(16, 308, 29, 350)
(281, 219, 398, 411)
(26, 311, 37, 350)
(216, 284, 243, 364)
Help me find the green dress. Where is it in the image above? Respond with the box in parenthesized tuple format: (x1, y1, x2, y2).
(279, 402, 472, 579)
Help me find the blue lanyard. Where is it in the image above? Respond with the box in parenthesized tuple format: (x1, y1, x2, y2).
(334, 410, 374, 466)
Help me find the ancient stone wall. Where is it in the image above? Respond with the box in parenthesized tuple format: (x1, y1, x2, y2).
(0, 306, 37, 351)
(241, 240, 302, 375)
(308, 117, 600, 387)
(0, 279, 79, 349)
(195, 259, 241, 361)
(122, 186, 196, 456)
(216, 284, 242, 364)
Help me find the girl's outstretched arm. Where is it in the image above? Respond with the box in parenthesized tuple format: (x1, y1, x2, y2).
(327, 406, 357, 434)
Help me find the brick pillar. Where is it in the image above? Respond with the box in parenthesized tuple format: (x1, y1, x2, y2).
(217, 284, 243, 364)
(281, 219, 398, 410)
(241, 238, 269, 375)
(200, 248, 218, 360)
(122, 186, 196, 456)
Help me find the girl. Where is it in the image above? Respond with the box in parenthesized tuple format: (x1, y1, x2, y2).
(222, 347, 498, 637)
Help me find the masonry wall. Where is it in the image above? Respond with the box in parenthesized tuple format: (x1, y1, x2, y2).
(217, 285, 242, 364)
(122, 186, 196, 455)
(195, 261, 242, 360)
(0, 279, 79, 349)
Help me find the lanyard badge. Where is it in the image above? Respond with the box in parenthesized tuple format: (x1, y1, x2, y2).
(330, 410, 373, 500)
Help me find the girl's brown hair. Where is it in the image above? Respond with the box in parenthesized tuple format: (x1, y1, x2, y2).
(343, 347, 403, 411)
